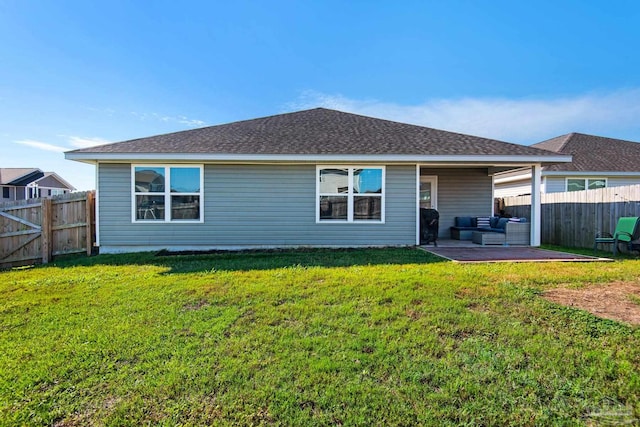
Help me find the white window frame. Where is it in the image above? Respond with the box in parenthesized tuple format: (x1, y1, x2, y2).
(316, 165, 385, 224)
(565, 177, 607, 192)
(131, 164, 204, 223)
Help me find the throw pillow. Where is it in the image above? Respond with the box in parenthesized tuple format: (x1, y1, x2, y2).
(476, 217, 491, 229)
(497, 217, 510, 229)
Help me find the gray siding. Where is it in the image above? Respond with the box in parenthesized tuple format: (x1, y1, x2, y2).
(98, 163, 417, 251)
(1, 186, 15, 200)
(36, 175, 69, 189)
(421, 168, 493, 239)
(545, 177, 566, 193)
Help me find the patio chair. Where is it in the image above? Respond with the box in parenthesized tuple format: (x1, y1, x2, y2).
(593, 217, 640, 255)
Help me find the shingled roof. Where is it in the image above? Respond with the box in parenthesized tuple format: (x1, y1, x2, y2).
(533, 133, 640, 172)
(67, 108, 565, 160)
(0, 168, 41, 185)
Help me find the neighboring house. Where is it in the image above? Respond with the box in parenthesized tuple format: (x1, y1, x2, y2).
(65, 108, 570, 253)
(494, 133, 640, 197)
(0, 168, 75, 201)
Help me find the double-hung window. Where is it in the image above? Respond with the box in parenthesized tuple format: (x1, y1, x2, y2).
(317, 166, 384, 222)
(132, 165, 203, 222)
(566, 178, 606, 192)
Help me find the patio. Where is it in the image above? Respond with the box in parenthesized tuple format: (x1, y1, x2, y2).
(421, 240, 611, 263)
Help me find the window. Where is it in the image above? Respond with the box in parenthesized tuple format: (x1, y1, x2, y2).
(132, 165, 203, 222)
(2, 187, 8, 199)
(317, 166, 384, 222)
(566, 178, 607, 192)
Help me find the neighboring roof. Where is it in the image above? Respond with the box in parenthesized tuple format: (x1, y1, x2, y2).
(0, 168, 75, 190)
(533, 133, 640, 172)
(0, 168, 41, 185)
(33, 172, 76, 191)
(66, 108, 569, 163)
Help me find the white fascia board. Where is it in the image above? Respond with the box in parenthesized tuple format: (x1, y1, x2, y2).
(65, 152, 573, 165)
(494, 173, 532, 184)
(542, 171, 640, 177)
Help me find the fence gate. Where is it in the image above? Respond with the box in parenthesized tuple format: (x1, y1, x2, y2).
(0, 191, 95, 268)
(0, 200, 44, 267)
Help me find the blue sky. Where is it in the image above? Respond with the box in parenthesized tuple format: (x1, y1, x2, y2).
(2, 0, 640, 190)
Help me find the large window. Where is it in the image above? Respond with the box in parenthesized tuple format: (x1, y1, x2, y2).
(132, 165, 203, 222)
(317, 166, 384, 222)
(566, 178, 606, 192)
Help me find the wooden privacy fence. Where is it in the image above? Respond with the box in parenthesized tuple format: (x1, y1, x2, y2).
(500, 184, 640, 249)
(0, 191, 95, 268)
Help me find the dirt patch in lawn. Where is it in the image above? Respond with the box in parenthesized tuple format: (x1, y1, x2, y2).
(544, 282, 640, 326)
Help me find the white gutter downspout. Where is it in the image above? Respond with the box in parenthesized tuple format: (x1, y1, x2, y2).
(531, 164, 542, 246)
(95, 162, 100, 248)
(415, 165, 420, 245)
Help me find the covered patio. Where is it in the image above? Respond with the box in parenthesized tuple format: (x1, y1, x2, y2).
(421, 240, 611, 263)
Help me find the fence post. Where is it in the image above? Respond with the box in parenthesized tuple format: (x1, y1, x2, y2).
(86, 191, 94, 256)
(41, 198, 52, 263)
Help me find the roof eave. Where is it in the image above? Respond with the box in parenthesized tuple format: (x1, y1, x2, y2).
(65, 152, 572, 165)
(542, 170, 640, 177)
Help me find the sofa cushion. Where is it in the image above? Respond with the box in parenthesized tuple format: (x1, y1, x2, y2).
(476, 217, 491, 229)
(496, 217, 510, 230)
(490, 216, 500, 228)
(455, 216, 474, 228)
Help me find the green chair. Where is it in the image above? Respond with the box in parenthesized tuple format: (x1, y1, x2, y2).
(594, 217, 640, 255)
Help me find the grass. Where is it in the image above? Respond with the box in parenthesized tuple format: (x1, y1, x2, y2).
(1, 247, 639, 426)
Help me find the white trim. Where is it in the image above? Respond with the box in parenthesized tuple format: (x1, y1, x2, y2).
(491, 175, 495, 216)
(531, 164, 542, 246)
(417, 173, 438, 245)
(67, 152, 573, 164)
(493, 173, 533, 184)
(544, 171, 640, 177)
(415, 165, 420, 245)
(565, 177, 608, 192)
(131, 164, 204, 224)
(418, 175, 438, 210)
(99, 243, 402, 254)
(316, 165, 385, 224)
(95, 163, 100, 247)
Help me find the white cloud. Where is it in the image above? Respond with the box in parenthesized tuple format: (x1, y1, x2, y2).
(288, 89, 640, 143)
(131, 111, 207, 128)
(15, 139, 68, 152)
(15, 135, 111, 153)
(176, 116, 206, 127)
(67, 136, 111, 148)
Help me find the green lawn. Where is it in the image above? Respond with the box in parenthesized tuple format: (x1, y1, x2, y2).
(1, 248, 639, 426)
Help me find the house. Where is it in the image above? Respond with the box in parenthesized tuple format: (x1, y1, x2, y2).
(0, 168, 75, 201)
(494, 133, 640, 197)
(64, 108, 570, 253)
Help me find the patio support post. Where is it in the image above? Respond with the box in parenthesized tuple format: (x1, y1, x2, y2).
(530, 164, 542, 246)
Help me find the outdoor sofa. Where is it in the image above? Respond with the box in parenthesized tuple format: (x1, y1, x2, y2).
(450, 216, 530, 245)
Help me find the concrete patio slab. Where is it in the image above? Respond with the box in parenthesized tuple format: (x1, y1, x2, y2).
(421, 246, 611, 263)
